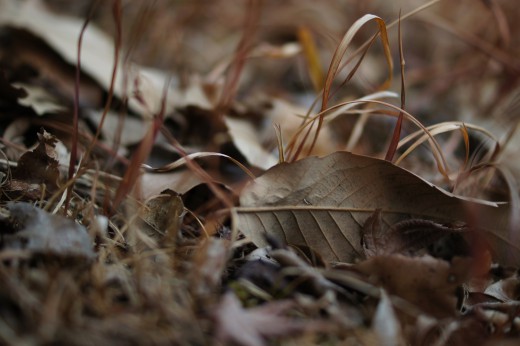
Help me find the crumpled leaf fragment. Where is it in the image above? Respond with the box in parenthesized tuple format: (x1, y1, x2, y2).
(190, 238, 229, 298)
(213, 291, 320, 346)
(0, 202, 95, 260)
(484, 277, 520, 302)
(7, 129, 61, 200)
(373, 289, 406, 346)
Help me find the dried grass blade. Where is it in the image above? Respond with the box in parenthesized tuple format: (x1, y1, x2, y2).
(293, 33, 378, 159)
(460, 123, 470, 169)
(274, 124, 285, 163)
(336, 0, 443, 83)
(217, 0, 260, 115)
(343, 99, 451, 177)
(143, 151, 255, 180)
(286, 92, 397, 160)
(285, 91, 322, 161)
(486, 0, 511, 47)
(159, 127, 235, 209)
(395, 122, 498, 167)
(307, 14, 393, 156)
(324, 91, 398, 123)
(298, 26, 323, 92)
(112, 114, 162, 210)
(322, 14, 393, 112)
(112, 78, 168, 210)
(385, 13, 405, 162)
(66, 1, 99, 211)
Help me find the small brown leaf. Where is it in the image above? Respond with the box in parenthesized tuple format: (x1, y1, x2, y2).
(7, 129, 61, 200)
(13, 130, 60, 184)
(140, 189, 184, 240)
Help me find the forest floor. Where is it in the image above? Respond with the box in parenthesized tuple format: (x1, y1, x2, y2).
(0, 0, 520, 345)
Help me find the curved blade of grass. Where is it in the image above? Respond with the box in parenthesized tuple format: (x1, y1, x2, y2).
(330, 92, 399, 151)
(142, 151, 255, 180)
(395, 122, 498, 166)
(274, 124, 285, 164)
(326, 33, 379, 111)
(336, 0, 443, 75)
(112, 112, 164, 210)
(321, 14, 393, 112)
(286, 92, 397, 160)
(305, 15, 393, 157)
(398, 122, 497, 149)
(285, 98, 450, 178)
(159, 126, 235, 209)
(323, 91, 399, 122)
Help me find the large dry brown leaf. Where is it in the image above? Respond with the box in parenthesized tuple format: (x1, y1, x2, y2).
(234, 152, 518, 265)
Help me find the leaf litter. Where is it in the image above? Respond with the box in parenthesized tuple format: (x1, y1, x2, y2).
(0, 0, 520, 345)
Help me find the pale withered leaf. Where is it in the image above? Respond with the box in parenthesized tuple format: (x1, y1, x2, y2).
(0, 202, 95, 260)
